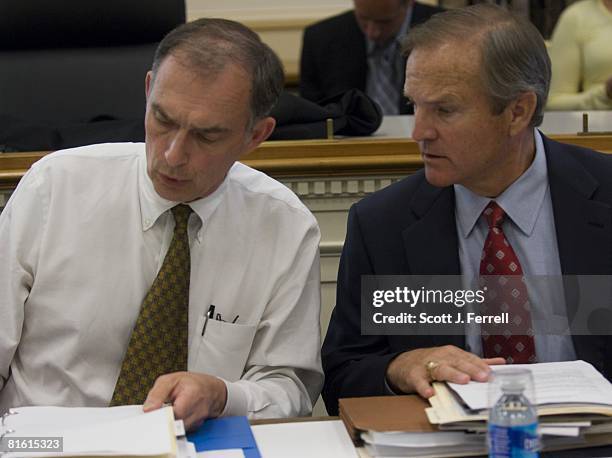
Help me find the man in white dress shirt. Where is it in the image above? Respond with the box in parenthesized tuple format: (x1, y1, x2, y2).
(0, 18, 323, 428)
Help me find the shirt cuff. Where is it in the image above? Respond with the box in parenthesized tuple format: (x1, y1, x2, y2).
(219, 379, 248, 417)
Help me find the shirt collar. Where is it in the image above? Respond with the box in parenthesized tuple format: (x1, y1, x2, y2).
(454, 129, 549, 238)
(366, 4, 413, 55)
(138, 151, 229, 231)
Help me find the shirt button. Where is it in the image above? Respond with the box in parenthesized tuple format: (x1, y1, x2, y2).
(145, 219, 151, 226)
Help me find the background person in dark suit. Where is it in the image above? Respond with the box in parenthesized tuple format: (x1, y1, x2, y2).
(322, 4, 612, 415)
(300, 0, 443, 115)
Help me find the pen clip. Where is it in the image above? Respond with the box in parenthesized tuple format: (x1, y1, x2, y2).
(201, 305, 216, 336)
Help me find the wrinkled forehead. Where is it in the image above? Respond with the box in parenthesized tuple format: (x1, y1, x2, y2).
(404, 41, 483, 96)
(153, 52, 252, 100)
(149, 55, 253, 122)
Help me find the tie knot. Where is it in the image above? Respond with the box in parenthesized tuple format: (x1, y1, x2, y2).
(482, 201, 505, 229)
(171, 204, 192, 232)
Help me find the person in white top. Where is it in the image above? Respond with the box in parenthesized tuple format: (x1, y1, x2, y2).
(0, 18, 323, 428)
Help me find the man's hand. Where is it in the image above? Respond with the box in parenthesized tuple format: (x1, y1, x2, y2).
(143, 372, 227, 431)
(386, 345, 505, 398)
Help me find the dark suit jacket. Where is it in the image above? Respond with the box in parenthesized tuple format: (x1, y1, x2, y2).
(321, 135, 612, 415)
(299, 2, 444, 114)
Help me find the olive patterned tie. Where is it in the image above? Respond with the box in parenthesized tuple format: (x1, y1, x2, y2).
(110, 204, 193, 405)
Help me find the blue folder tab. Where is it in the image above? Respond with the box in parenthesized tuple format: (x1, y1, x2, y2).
(187, 416, 261, 458)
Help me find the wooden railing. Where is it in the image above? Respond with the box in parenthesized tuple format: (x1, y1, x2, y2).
(1, 134, 611, 191)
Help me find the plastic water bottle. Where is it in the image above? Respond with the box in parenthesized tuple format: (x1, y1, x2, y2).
(488, 374, 540, 457)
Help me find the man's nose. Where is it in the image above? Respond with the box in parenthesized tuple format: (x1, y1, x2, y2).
(164, 131, 189, 167)
(411, 109, 437, 142)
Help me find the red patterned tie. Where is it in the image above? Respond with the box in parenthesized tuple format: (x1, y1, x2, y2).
(479, 201, 536, 364)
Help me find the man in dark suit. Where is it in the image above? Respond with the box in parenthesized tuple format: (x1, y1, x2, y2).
(322, 4, 612, 415)
(300, 0, 443, 115)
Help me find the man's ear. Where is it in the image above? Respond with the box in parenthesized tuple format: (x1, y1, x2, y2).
(508, 91, 537, 136)
(242, 117, 276, 156)
(145, 71, 153, 100)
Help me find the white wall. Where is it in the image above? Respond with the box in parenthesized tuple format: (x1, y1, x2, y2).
(186, 1, 353, 81)
(187, 0, 351, 22)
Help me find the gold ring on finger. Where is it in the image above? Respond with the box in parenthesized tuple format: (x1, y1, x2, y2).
(425, 360, 441, 382)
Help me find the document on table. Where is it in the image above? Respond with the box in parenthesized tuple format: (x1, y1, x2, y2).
(1, 405, 177, 457)
(448, 360, 612, 411)
(251, 420, 358, 458)
(197, 450, 244, 458)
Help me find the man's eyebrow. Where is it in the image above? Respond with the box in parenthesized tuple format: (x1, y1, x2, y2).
(151, 103, 230, 135)
(192, 125, 231, 136)
(151, 103, 174, 122)
(404, 93, 460, 104)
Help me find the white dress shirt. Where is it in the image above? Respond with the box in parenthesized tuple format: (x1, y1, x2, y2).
(0, 143, 323, 417)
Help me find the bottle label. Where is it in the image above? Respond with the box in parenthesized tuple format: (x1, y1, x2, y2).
(488, 422, 539, 457)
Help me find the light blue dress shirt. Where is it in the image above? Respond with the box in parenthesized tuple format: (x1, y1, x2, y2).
(365, 6, 412, 115)
(454, 130, 577, 362)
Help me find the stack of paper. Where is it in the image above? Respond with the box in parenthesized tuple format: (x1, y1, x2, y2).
(426, 360, 612, 452)
(339, 396, 487, 457)
(0, 405, 187, 457)
(339, 361, 612, 457)
(0, 406, 265, 458)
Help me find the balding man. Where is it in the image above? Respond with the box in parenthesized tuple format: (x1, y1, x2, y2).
(0, 18, 323, 428)
(300, 0, 443, 115)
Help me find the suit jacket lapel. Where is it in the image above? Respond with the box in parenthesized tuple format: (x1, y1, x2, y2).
(402, 183, 460, 275)
(546, 137, 612, 276)
(401, 180, 464, 348)
(545, 135, 612, 369)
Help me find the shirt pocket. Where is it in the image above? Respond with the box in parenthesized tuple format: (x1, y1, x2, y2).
(189, 317, 257, 382)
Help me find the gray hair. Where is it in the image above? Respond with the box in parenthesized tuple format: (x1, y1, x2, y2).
(402, 4, 550, 127)
(152, 18, 284, 125)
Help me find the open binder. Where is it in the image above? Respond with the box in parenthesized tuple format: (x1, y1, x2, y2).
(0, 405, 178, 457)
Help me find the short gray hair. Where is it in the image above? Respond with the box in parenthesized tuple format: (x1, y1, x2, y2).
(152, 18, 284, 125)
(402, 4, 550, 127)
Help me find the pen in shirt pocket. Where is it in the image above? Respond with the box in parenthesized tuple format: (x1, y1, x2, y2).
(201, 305, 216, 336)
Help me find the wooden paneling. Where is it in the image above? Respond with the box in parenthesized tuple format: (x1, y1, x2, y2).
(2, 134, 611, 190)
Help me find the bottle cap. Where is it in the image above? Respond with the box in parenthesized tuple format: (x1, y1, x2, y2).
(500, 378, 525, 394)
